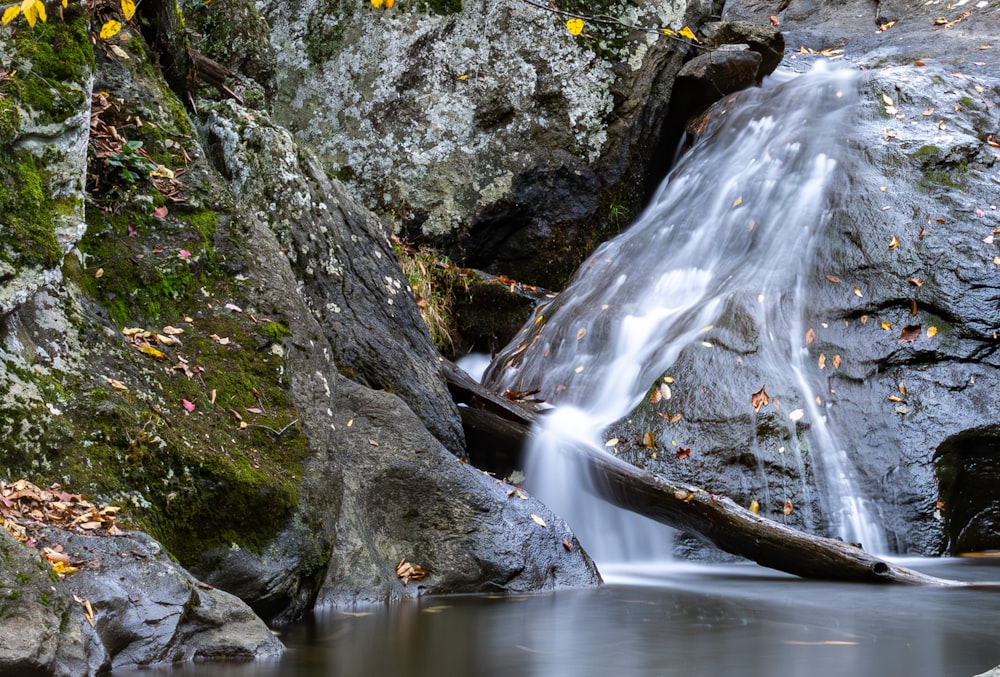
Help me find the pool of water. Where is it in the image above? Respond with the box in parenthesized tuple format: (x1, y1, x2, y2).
(118, 558, 1000, 677)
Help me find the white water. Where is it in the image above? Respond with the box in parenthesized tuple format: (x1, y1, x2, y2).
(485, 64, 887, 564)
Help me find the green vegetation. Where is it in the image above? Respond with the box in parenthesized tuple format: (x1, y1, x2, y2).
(394, 239, 468, 353)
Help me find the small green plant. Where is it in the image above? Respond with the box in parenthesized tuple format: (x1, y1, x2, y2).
(105, 140, 156, 186)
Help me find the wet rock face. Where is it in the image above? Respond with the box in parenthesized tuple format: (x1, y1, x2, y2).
(259, 0, 715, 287)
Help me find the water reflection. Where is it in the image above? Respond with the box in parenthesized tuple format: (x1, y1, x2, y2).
(117, 559, 1000, 677)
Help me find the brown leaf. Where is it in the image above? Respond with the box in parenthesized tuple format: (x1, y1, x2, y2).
(642, 431, 656, 448)
(899, 324, 922, 343)
(818, 353, 827, 369)
(832, 354, 842, 369)
(910, 299, 918, 316)
(769, 15, 779, 26)
(805, 327, 816, 345)
(530, 513, 547, 528)
(649, 388, 662, 404)
(751, 385, 769, 412)
(576, 327, 586, 341)
(562, 536, 573, 552)
(826, 274, 842, 283)
(783, 500, 794, 516)
(988, 135, 1000, 149)
(675, 447, 691, 460)
(888, 236, 899, 250)
(908, 277, 924, 287)
(898, 381, 908, 397)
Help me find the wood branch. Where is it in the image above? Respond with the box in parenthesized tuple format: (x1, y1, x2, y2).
(576, 446, 954, 584)
(442, 358, 974, 585)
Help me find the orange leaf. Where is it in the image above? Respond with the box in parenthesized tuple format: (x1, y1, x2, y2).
(805, 327, 816, 345)
(675, 447, 691, 460)
(783, 500, 794, 516)
(899, 324, 922, 343)
(751, 385, 769, 412)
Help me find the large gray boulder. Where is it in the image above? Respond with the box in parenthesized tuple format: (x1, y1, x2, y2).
(258, 0, 720, 287)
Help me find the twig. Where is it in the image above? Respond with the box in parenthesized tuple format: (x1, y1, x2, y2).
(247, 419, 299, 437)
(516, 0, 715, 51)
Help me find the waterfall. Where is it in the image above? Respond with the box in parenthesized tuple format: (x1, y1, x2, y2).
(484, 63, 888, 565)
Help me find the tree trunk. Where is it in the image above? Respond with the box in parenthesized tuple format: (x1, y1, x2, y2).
(443, 358, 961, 586)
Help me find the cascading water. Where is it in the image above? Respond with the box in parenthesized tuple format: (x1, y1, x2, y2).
(484, 63, 888, 565)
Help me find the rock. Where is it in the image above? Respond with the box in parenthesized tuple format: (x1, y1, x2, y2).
(40, 530, 284, 670)
(674, 45, 763, 117)
(192, 97, 601, 618)
(701, 21, 785, 76)
(258, 0, 717, 287)
(0, 8, 92, 317)
(0, 529, 282, 675)
(200, 100, 467, 456)
(0, 530, 101, 677)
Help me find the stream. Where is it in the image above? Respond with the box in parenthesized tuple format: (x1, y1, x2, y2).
(116, 558, 1000, 677)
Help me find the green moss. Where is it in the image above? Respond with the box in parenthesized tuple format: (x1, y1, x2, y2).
(916, 145, 940, 158)
(4, 7, 93, 124)
(190, 209, 219, 242)
(0, 98, 20, 146)
(0, 151, 63, 268)
(261, 321, 291, 343)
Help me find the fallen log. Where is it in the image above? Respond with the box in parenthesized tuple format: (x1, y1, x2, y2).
(442, 358, 974, 586)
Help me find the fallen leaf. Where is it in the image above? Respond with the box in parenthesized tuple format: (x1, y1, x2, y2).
(106, 377, 127, 390)
(178, 249, 191, 259)
(832, 354, 842, 369)
(927, 326, 938, 338)
(675, 447, 691, 460)
(649, 388, 662, 404)
(853, 286, 863, 298)
(565, 17, 584, 36)
(181, 399, 195, 413)
(530, 513, 547, 528)
(749, 499, 760, 514)
(988, 135, 1000, 149)
(659, 382, 672, 401)
(95, 268, 104, 279)
(899, 381, 908, 397)
(751, 385, 769, 412)
(73, 594, 94, 625)
(138, 345, 167, 359)
(908, 277, 924, 287)
(783, 500, 794, 516)
(733, 195, 743, 207)
(642, 431, 656, 448)
(887, 394, 903, 402)
(576, 327, 586, 340)
(826, 274, 841, 283)
(877, 20, 895, 32)
(899, 324, 922, 343)
(888, 236, 899, 250)
(910, 299, 918, 316)
(395, 559, 427, 586)
(605, 438, 619, 447)
(562, 536, 573, 551)
(805, 327, 816, 344)
(769, 15, 779, 26)
(881, 321, 893, 330)
(162, 325, 184, 335)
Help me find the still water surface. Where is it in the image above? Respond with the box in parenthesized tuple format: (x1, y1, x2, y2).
(119, 558, 1000, 677)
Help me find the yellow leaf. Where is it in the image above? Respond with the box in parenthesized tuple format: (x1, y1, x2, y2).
(50, 560, 79, 575)
(880, 321, 892, 330)
(385, 0, 395, 7)
(678, 26, 700, 43)
(121, 0, 135, 20)
(370, 0, 383, 7)
(530, 513, 547, 528)
(566, 17, 584, 36)
(457, 73, 469, 80)
(749, 499, 760, 514)
(888, 236, 899, 250)
(61, 0, 66, 6)
(138, 345, 167, 359)
(927, 326, 938, 338)
(732, 195, 743, 207)
(21, 0, 39, 27)
(100, 19, 122, 39)
(2, 4, 20, 25)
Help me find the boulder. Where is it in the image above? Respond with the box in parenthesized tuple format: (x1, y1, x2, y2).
(258, 0, 719, 287)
